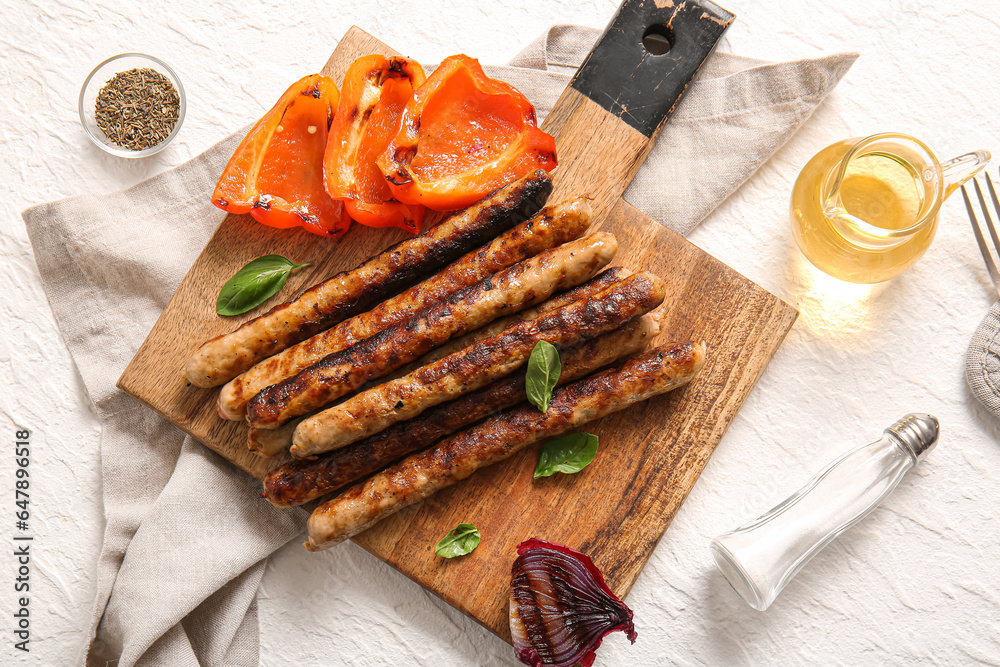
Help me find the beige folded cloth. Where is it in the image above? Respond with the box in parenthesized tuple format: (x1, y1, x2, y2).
(967, 302, 1000, 417)
(22, 25, 856, 667)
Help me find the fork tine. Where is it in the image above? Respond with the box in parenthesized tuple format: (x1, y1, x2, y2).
(963, 181, 1000, 298)
(982, 174, 1000, 265)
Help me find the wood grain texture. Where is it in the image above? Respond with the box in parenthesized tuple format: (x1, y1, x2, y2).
(118, 26, 797, 639)
(542, 87, 651, 221)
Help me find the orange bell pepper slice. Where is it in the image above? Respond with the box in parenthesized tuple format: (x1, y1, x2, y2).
(212, 74, 351, 238)
(325, 55, 427, 233)
(377, 54, 557, 211)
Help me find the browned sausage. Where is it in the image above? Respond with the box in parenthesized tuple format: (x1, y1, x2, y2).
(262, 314, 660, 507)
(304, 342, 707, 550)
(218, 197, 591, 420)
(247, 233, 618, 430)
(248, 267, 630, 457)
(248, 418, 302, 458)
(291, 272, 666, 458)
(391, 266, 631, 377)
(183, 170, 553, 387)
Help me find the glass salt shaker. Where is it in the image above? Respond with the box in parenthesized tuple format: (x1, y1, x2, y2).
(710, 413, 940, 611)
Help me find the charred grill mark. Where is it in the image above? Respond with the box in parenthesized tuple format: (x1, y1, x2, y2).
(247, 288, 452, 425)
(297, 278, 660, 453)
(265, 360, 520, 503)
(387, 56, 409, 78)
(391, 145, 416, 171)
(227, 176, 561, 413)
(305, 342, 704, 547)
(250, 231, 611, 430)
(247, 170, 551, 338)
(556, 266, 626, 298)
(411, 275, 660, 389)
(263, 316, 656, 507)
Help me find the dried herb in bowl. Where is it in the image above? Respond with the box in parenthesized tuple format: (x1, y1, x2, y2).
(94, 67, 180, 151)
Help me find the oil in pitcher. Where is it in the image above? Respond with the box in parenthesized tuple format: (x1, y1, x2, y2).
(791, 133, 989, 283)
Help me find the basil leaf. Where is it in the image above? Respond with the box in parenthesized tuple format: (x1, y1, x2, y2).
(534, 433, 599, 479)
(435, 523, 481, 558)
(526, 341, 561, 412)
(217, 255, 312, 316)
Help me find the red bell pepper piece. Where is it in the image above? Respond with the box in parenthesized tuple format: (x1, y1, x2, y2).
(212, 74, 351, 238)
(377, 54, 557, 211)
(324, 55, 427, 233)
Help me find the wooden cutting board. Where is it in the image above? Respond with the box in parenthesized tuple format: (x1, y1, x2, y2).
(119, 1, 797, 641)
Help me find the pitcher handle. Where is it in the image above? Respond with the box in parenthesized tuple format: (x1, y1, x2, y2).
(941, 150, 991, 198)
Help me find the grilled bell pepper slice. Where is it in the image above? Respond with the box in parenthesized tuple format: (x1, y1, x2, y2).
(325, 55, 427, 233)
(212, 74, 351, 238)
(377, 54, 557, 211)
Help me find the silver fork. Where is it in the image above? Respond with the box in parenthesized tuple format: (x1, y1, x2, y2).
(962, 173, 1000, 298)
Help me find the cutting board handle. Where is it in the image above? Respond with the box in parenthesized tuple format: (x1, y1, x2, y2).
(570, 0, 734, 138)
(541, 0, 733, 220)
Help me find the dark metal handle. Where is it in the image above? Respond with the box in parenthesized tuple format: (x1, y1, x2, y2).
(570, 0, 734, 137)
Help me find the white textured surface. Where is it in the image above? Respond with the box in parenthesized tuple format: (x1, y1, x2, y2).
(3, 0, 1000, 664)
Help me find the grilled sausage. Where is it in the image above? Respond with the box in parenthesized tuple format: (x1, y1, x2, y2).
(248, 418, 302, 458)
(291, 272, 666, 458)
(218, 197, 591, 420)
(248, 268, 629, 457)
(304, 342, 707, 550)
(262, 314, 660, 507)
(392, 266, 630, 377)
(183, 170, 553, 387)
(247, 233, 618, 430)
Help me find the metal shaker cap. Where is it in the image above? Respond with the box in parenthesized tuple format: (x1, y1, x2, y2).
(885, 413, 939, 464)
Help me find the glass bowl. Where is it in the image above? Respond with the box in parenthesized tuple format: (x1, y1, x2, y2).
(78, 53, 186, 158)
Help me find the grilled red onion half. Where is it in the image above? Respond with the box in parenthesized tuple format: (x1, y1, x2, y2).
(509, 538, 636, 667)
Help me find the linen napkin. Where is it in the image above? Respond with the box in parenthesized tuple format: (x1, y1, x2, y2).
(967, 303, 1000, 416)
(22, 25, 856, 667)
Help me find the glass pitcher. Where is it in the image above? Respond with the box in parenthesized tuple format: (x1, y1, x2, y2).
(790, 133, 989, 284)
